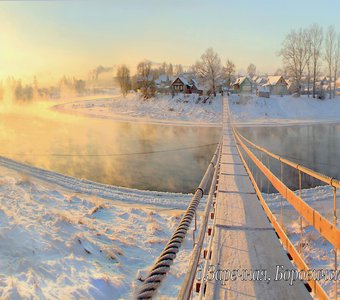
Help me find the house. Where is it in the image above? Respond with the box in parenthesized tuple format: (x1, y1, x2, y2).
(155, 74, 173, 93)
(170, 76, 203, 95)
(263, 76, 288, 95)
(155, 74, 172, 87)
(233, 76, 253, 93)
(256, 86, 270, 98)
(255, 76, 268, 86)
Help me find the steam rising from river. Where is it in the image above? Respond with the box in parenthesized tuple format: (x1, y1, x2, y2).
(0, 98, 220, 193)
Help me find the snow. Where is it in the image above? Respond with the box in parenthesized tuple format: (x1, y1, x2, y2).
(51, 91, 340, 128)
(229, 94, 340, 126)
(54, 92, 222, 127)
(265, 75, 284, 85)
(1, 90, 340, 298)
(0, 162, 204, 299)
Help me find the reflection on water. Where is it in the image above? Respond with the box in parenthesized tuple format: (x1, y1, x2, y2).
(238, 123, 340, 191)
(0, 102, 220, 193)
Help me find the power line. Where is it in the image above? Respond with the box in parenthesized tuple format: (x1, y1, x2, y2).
(0, 143, 218, 157)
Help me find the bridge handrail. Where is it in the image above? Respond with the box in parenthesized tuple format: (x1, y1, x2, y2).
(232, 127, 330, 300)
(234, 127, 340, 189)
(177, 138, 221, 300)
(136, 142, 221, 299)
(233, 128, 339, 250)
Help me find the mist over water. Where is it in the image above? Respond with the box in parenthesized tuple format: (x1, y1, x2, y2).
(238, 124, 340, 191)
(0, 100, 221, 193)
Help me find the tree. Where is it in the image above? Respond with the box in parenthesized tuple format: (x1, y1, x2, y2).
(116, 64, 131, 97)
(305, 30, 313, 97)
(280, 28, 310, 96)
(194, 48, 222, 97)
(74, 79, 86, 95)
(136, 60, 155, 99)
(333, 33, 340, 98)
(274, 68, 284, 76)
(223, 59, 236, 89)
(309, 24, 323, 98)
(247, 63, 256, 78)
(325, 26, 336, 99)
(167, 63, 174, 76)
(174, 64, 183, 75)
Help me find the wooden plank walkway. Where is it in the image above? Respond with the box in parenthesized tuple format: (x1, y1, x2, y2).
(204, 98, 311, 300)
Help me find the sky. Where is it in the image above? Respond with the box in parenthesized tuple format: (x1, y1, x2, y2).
(0, 0, 340, 84)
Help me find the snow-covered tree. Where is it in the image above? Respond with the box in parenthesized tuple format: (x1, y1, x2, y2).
(332, 33, 340, 98)
(247, 63, 256, 78)
(280, 28, 310, 96)
(309, 24, 323, 98)
(116, 65, 131, 97)
(167, 63, 173, 76)
(223, 59, 235, 89)
(136, 60, 155, 99)
(194, 48, 222, 96)
(325, 26, 336, 99)
(174, 64, 183, 76)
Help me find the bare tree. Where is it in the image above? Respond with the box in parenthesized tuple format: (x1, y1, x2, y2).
(247, 63, 256, 78)
(274, 68, 284, 76)
(116, 65, 131, 97)
(167, 63, 174, 76)
(174, 64, 183, 76)
(325, 26, 336, 99)
(194, 48, 222, 97)
(223, 59, 236, 89)
(333, 33, 340, 98)
(305, 30, 313, 97)
(309, 24, 323, 98)
(280, 28, 310, 96)
(136, 60, 155, 99)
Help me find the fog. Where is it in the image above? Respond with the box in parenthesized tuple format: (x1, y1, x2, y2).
(239, 124, 340, 191)
(0, 98, 220, 193)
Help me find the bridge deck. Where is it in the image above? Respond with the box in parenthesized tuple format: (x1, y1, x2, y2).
(204, 98, 311, 300)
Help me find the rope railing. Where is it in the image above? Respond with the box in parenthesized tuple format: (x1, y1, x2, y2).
(136, 142, 221, 299)
(232, 126, 338, 300)
(177, 139, 221, 300)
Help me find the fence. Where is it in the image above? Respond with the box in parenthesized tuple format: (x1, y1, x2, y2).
(233, 126, 339, 300)
(136, 141, 221, 299)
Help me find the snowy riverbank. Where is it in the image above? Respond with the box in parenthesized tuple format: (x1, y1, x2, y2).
(53, 91, 340, 128)
(229, 94, 340, 126)
(54, 93, 223, 127)
(0, 161, 201, 299)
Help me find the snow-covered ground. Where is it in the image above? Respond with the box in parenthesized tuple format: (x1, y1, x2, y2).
(265, 185, 340, 298)
(54, 92, 222, 127)
(0, 160, 205, 299)
(53, 91, 340, 128)
(229, 94, 340, 126)
(1, 91, 339, 298)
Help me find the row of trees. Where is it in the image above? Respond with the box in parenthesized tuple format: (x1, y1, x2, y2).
(116, 49, 238, 99)
(116, 61, 186, 99)
(280, 24, 340, 98)
(0, 76, 87, 103)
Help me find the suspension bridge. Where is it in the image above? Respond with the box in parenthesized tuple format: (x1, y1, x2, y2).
(137, 97, 339, 300)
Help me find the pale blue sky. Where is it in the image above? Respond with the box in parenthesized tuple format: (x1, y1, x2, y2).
(0, 0, 340, 81)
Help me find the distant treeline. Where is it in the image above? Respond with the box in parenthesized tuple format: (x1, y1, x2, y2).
(0, 76, 87, 103)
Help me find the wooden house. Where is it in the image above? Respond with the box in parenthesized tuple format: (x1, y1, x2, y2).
(264, 76, 288, 95)
(256, 86, 270, 98)
(170, 76, 203, 95)
(233, 77, 253, 93)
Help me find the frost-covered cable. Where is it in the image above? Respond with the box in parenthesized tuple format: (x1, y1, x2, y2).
(136, 142, 220, 299)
